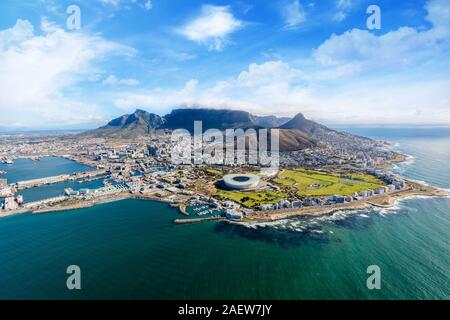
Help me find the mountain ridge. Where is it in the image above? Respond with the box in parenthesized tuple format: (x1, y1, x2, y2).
(79, 107, 359, 151)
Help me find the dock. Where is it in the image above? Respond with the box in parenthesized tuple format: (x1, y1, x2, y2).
(174, 216, 225, 224)
(16, 169, 107, 189)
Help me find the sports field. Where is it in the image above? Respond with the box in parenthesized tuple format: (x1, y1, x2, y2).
(216, 190, 287, 209)
(274, 169, 385, 197)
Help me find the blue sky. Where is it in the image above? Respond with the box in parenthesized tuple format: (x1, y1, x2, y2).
(0, 0, 449, 129)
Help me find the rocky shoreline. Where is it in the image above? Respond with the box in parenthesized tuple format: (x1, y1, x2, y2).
(1, 175, 448, 223)
(242, 182, 448, 223)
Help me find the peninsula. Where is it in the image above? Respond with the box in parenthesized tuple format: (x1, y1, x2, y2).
(0, 108, 447, 222)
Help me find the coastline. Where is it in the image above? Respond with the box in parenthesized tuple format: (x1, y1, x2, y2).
(242, 182, 448, 223)
(1, 179, 448, 222)
(1, 148, 448, 222)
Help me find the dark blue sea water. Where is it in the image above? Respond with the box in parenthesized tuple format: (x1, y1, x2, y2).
(0, 129, 448, 299)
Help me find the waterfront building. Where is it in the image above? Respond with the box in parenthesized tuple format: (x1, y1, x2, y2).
(79, 189, 91, 195)
(333, 195, 346, 203)
(259, 204, 272, 211)
(225, 209, 243, 220)
(4, 196, 18, 211)
(292, 200, 302, 208)
(16, 195, 24, 205)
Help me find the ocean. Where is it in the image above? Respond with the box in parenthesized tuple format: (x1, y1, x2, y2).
(0, 129, 448, 299)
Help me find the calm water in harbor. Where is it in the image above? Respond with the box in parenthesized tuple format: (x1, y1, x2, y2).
(0, 156, 92, 184)
(1, 157, 95, 203)
(0, 129, 449, 299)
(17, 179, 104, 203)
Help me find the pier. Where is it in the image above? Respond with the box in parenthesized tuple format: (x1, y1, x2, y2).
(16, 169, 107, 189)
(174, 216, 225, 224)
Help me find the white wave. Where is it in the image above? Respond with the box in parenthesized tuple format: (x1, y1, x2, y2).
(375, 205, 402, 215)
(437, 188, 450, 198)
(313, 209, 368, 223)
(405, 178, 430, 186)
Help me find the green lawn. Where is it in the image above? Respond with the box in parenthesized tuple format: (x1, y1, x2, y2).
(274, 169, 385, 197)
(216, 190, 287, 209)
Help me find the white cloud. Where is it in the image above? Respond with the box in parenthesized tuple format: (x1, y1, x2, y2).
(0, 19, 34, 50)
(40, 17, 60, 33)
(2, 0, 449, 128)
(99, 0, 153, 11)
(111, 61, 312, 116)
(113, 79, 198, 113)
(113, 0, 450, 125)
(144, 0, 152, 11)
(336, 0, 352, 10)
(100, 0, 121, 7)
(332, 11, 347, 22)
(177, 5, 243, 51)
(425, 0, 450, 36)
(314, 0, 450, 78)
(282, 0, 306, 30)
(0, 19, 135, 128)
(333, 0, 352, 22)
(111, 56, 450, 125)
(103, 75, 140, 86)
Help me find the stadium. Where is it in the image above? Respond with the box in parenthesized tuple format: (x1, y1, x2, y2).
(222, 174, 261, 190)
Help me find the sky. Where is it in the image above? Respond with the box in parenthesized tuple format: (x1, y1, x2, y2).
(0, 0, 449, 129)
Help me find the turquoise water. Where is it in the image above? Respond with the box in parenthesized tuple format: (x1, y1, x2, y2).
(17, 179, 104, 203)
(0, 130, 449, 299)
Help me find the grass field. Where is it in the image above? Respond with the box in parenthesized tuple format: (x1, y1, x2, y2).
(216, 190, 287, 209)
(274, 169, 385, 197)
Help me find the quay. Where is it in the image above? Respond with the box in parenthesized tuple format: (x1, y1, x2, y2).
(16, 169, 107, 189)
(174, 216, 225, 224)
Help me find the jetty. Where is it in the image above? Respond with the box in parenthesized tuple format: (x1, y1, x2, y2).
(16, 169, 107, 189)
(174, 216, 225, 224)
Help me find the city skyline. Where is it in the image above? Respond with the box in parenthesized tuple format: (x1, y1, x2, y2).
(0, 0, 449, 129)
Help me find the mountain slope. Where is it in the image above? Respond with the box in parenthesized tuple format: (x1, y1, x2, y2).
(162, 108, 257, 132)
(280, 112, 330, 135)
(80, 108, 336, 151)
(280, 112, 373, 148)
(80, 109, 164, 138)
(252, 115, 291, 128)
